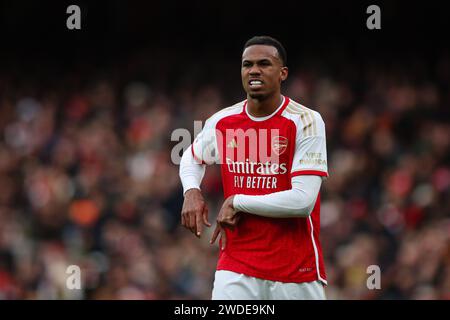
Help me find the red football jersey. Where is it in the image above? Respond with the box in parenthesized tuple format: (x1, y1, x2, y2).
(192, 96, 328, 284)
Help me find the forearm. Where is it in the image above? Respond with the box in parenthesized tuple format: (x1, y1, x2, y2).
(179, 145, 206, 195)
(233, 175, 322, 218)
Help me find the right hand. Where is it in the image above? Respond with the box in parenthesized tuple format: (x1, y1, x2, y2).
(181, 188, 211, 238)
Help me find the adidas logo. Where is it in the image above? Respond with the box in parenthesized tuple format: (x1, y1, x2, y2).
(227, 138, 237, 148)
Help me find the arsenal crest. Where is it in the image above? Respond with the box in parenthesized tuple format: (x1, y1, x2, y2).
(272, 136, 288, 156)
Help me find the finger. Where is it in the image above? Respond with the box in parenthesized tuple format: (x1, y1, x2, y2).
(202, 206, 211, 227)
(210, 225, 220, 244)
(196, 211, 203, 237)
(189, 212, 196, 234)
(220, 227, 227, 250)
(181, 213, 185, 227)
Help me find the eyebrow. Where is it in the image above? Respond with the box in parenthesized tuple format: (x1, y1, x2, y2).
(242, 58, 273, 64)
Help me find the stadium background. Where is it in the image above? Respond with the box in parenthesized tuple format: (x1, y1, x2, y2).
(0, 1, 449, 299)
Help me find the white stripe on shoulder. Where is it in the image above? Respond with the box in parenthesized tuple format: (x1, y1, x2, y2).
(282, 100, 318, 137)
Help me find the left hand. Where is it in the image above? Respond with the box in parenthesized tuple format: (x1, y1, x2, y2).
(210, 195, 240, 249)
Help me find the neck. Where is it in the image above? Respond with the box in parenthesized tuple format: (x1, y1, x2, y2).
(247, 93, 283, 118)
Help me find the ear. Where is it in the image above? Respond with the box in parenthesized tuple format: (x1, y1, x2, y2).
(280, 67, 288, 82)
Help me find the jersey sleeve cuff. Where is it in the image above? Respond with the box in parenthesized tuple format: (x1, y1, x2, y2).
(182, 181, 201, 196)
(291, 170, 329, 178)
(232, 194, 243, 211)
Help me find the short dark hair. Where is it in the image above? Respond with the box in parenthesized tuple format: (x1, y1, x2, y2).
(244, 36, 287, 66)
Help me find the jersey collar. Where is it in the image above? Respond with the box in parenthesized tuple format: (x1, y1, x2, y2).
(243, 96, 290, 122)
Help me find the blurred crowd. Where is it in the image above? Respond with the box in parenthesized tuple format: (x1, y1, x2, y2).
(0, 49, 449, 299)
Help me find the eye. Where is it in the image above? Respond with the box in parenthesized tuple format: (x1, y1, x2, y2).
(242, 62, 251, 68)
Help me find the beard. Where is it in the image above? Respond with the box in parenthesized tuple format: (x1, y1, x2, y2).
(248, 91, 268, 100)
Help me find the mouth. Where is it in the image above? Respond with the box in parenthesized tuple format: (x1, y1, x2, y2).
(248, 79, 264, 89)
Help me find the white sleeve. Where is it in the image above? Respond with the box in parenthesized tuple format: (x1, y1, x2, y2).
(179, 145, 206, 195)
(291, 111, 328, 178)
(232, 175, 322, 218)
(179, 109, 225, 194)
(191, 117, 220, 165)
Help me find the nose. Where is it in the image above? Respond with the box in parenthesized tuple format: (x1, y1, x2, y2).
(249, 65, 261, 75)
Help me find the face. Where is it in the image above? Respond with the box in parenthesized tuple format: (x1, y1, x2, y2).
(241, 45, 288, 100)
